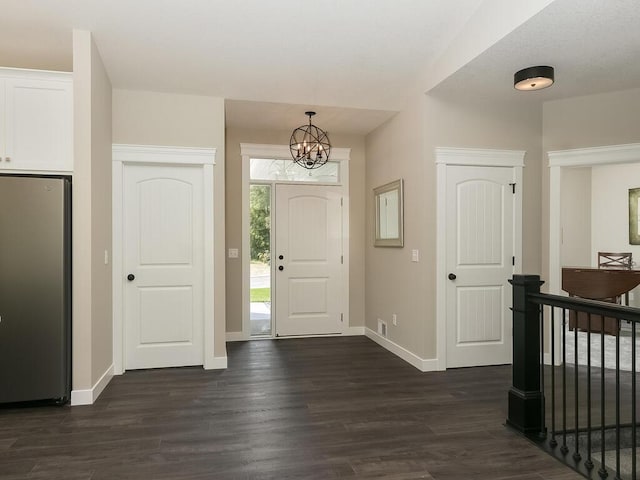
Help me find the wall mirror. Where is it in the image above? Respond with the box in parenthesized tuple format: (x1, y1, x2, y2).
(374, 179, 404, 247)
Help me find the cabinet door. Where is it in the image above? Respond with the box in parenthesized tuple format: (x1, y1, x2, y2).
(3, 77, 73, 172)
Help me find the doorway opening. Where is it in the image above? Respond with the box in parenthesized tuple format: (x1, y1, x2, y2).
(240, 144, 351, 340)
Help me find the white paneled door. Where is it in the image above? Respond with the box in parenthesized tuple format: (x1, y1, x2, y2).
(446, 166, 514, 368)
(123, 164, 204, 369)
(275, 184, 343, 336)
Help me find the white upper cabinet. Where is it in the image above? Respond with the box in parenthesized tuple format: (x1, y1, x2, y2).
(0, 68, 73, 172)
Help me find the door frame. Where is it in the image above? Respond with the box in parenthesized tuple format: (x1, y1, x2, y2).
(435, 147, 524, 370)
(239, 143, 351, 341)
(112, 144, 216, 375)
(547, 142, 640, 365)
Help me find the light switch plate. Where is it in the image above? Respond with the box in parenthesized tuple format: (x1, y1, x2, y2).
(228, 248, 239, 258)
(411, 249, 419, 262)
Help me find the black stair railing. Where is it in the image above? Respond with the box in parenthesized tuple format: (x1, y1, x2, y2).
(507, 274, 639, 480)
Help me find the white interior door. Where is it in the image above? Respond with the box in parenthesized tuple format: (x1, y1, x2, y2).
(275, 184, 343, 336)
(446, 165, 514, 368)
(123, 163, 204, 369)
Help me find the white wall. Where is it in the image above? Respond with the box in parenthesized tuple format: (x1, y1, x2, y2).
(72, 30, 113, 395)
(591, 163, 640, 306)
(542, 87, 640, 286)
(112, 89, 227, 358)
(560, 167, 591, 268)
(366, 94, 428, 359)
(224, 127, 366, 335)
(365, 90, 543, 363)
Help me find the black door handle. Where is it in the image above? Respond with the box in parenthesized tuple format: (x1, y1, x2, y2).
(448, 273, 456, 280)
(127, 274, 135, 281)
(278, 266, 284, 271)
(278, 254, 284, 260)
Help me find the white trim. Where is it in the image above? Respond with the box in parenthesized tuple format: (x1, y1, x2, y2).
(112, 159, 124, 374)
(241, 153, 251, 339)
(112, 144, 217, 374)
(71, 364, 114, 406)
(548, 143, 640, 168)
(435, 161, 447, 371)
(340, 156, 351, 333)
(226, 332, 247, 342)
(113, 144, 216, 165)
(240, 143, 351, 162)
(240, 143, 351, 339)
(0, 66, 71, 82)
(435, 147, 525, 370)
(206, 356, 228, 370)
(365, 328, 440, 372)
(435, 147, 525, 167)
(547, 143, 640, 363)
(202, 163, 216, 369)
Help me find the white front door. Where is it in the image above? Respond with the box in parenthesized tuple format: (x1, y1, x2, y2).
(446, 165, 514, 368)
(274, 184, 343, 336)
(123, 163, 204, 369)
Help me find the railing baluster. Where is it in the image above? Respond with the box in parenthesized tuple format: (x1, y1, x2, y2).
(574, 314, 581, 462)
(562, 308, 569, 455)
(550, 306, 557, 448)
(508, 276, 640, 480)
(632, 320, 637, 480)
(615, 317, 620, 479)
(540, 303, 546, 437)
(585, 313, 593, 470)
(598, 319, 608, 479)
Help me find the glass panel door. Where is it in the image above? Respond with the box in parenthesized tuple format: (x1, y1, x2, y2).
(249, 184, 272, 336)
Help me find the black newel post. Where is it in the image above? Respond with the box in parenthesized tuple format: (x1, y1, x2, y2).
(506, 274, 545, 436)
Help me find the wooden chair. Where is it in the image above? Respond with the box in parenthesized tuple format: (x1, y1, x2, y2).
(598, 252, 633, 270)
(599, 252, 633, 306)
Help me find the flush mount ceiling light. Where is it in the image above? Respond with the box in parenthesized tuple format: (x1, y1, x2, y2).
(514, 65, 555, 91)
(290, 111, 331, 169)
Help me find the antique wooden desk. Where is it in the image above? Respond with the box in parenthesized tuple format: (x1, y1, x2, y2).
(561, 267, 640, 335)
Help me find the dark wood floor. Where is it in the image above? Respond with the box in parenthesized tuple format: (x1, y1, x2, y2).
(0, 337, 582, 479)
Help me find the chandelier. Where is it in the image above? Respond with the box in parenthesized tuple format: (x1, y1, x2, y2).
(289, 111, 331, 169)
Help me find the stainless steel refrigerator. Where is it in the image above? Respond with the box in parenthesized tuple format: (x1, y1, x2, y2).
(0, 174, 71, 404)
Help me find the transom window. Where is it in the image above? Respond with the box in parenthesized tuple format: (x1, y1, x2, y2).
(249, 158, 340, 183)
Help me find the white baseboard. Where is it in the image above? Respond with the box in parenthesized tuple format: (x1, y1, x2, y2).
(343, 326, 365, 336)
(71, 363, 114, 406)
(204, 356, 228, 370)
(365, 328, 440, 372)
(226, 332, 247, 342)
(227, 327, 365, 341)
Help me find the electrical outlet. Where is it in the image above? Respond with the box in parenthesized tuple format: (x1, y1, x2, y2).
(228, 248, 239, 258)
(392, 313, 397, 326)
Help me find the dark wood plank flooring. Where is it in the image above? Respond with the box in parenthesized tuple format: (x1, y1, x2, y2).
(0, 337, 582, 479)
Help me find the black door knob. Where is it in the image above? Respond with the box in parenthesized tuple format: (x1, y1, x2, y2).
(278, 266, 284, 271)
(278, 255, 284, 260)
(448, 273, 456, 280)
(127, 274, 135, 281)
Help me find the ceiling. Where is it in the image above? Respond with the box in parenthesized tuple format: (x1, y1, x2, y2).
(1, 1, 639, 135)
(431, 0, 640, 104)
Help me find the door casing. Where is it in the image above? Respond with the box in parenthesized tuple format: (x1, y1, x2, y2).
(239, 143, 351, 340)
(112, 144, 216, 375)
(435, 147, 524, 370)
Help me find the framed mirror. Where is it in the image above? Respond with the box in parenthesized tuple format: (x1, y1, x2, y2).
(374, 179, 404, 247)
